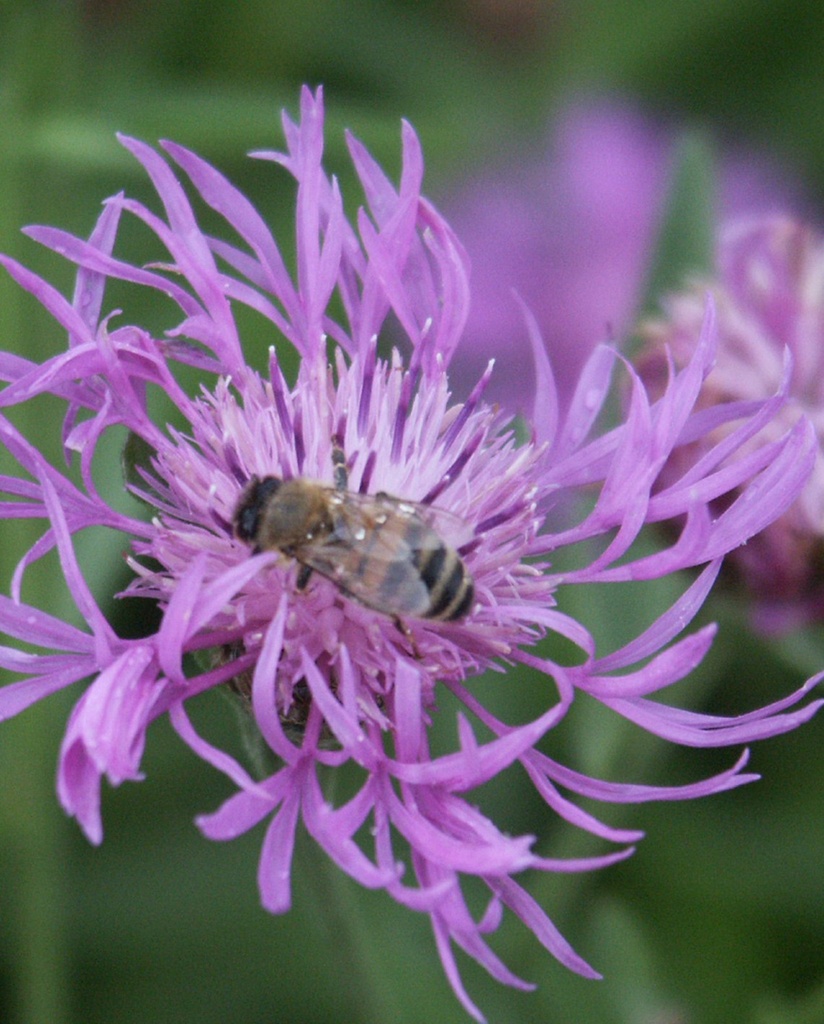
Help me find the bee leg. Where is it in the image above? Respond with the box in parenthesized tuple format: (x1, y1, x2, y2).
(393, 615, 421, 660)
(331, 441, 348, 491)
(296, 563, 314, 591)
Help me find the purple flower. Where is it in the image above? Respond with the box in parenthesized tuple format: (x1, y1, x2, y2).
(640, 215, 824, 633)
(0, 88, 820, 1021)
(444, 98, 803, 418)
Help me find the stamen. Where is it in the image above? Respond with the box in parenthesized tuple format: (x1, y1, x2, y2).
(441, 359, 495, 451)
(269, 349, 294, 438)
(357, 336, 377, 436)
(292, 407, 305, 472)
(422, 430, 484, 505)
(391, 363, 420, 463)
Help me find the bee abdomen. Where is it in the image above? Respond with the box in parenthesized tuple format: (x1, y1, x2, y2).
(416, 544, 474, 621)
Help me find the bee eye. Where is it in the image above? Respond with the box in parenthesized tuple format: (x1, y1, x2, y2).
(233, 476, 282, 542)
(235, 503, 261, 542)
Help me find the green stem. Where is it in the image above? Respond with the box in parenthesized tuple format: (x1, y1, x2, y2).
(2, 705, 71, 1024)
(302, 785, 403, 1024)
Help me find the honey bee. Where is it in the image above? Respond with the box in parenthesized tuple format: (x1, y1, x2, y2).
(233, 450, 475, 622)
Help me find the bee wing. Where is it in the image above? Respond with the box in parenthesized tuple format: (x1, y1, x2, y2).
(376, 492, 475, 550)
(296, 493, 449, 617)
(322, 488, 473, 547)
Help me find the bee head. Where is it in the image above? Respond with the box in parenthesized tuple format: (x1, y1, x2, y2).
(233, 476, 282, 545)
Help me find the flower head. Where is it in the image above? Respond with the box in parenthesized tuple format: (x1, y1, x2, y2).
(0, 88, 820, 1020)
(640, 215, 824, 633)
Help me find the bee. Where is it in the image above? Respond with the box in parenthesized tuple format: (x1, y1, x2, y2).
(232, 449, 475, 622)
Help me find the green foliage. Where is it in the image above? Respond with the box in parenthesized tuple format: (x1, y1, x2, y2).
(637, 131, 717, 319)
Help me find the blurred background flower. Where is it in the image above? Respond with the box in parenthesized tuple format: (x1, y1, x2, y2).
(442, 98, 805, 416)
(2, 3, 824, 1024)
(640, 216, 824, 637)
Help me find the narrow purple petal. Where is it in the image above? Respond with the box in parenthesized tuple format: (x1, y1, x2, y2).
(0, 664, 91, 721)
(431, 922, 488, 1024)
(490, 876, 600, 978)
(301, 769, 397, 890)
(533, 748, 758, 804)
(300, 647, 375, 765)
(161, 140, 301, 324)
(518, 299, 558, 447)
(387, 786, 534, 875)
(393, 655, 423, 762)
(388, 695, 569, 790)
(582, 626, 716, 699)
(38, 473, 115, 655)
(258, 787, 302, 912)
(71, 200, 123, 336)
(168, 701, 265, 795)
(0, 256, 95, 349)
(554, 344, 617, 458)
(593, 561, 721, 672)
(250, 596, 301, 764)
(0, 593, 94, 652)
(25, 222, 205, 324)
(602, 678, 823, 747)
(519, 755, 646, 844)
(56, 645, 161, 842)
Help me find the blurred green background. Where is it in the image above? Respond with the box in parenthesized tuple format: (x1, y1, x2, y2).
(1, 2, 824, 1022)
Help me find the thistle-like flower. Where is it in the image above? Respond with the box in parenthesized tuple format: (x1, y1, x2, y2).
(0, 89, 820, 1021)
(641, 215, 824, 633)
